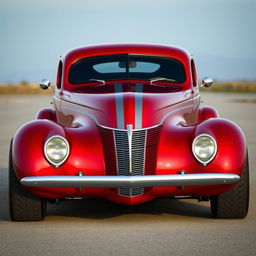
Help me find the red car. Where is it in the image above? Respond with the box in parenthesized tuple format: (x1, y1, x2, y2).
(9, 44, 249, 221)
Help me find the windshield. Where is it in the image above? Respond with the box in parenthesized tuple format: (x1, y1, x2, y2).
(69, 54, 186, 84)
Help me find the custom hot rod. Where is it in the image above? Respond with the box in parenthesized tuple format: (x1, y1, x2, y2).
(9, 44, 249, 221)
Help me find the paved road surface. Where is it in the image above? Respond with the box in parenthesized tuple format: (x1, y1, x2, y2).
(0, 93, 255, 256)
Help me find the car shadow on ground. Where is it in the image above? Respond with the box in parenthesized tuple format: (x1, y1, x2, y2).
(46, 197, 211, 220)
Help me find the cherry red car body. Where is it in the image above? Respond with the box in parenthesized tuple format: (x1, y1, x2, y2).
(9, 44, 249, 221)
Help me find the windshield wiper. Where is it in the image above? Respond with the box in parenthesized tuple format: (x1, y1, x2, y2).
(150, 77, 176, 85)
(89, 79, 106, 85)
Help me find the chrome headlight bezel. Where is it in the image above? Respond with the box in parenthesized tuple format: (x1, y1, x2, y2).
(44, 135, 70, 168)
(192, 133, 217, 166)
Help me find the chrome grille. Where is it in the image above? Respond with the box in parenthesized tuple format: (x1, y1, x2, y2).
(114, 128, 146, 196)
(99, 124, 161, 197)
(131, 130, 146, 176)
(119, 187, 144, 196)
(114, 130, 130, 175)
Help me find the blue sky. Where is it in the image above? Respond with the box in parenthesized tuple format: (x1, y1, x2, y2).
(0, 0, 255, 83)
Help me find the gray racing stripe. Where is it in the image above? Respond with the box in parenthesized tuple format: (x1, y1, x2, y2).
(115, 83, 124, 129)
(135, 83, 143, 129)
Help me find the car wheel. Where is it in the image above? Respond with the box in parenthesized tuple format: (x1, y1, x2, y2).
(210, 154, 249, 219)
(9, 140, 46, 221)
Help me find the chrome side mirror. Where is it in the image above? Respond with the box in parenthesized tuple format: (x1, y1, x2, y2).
(201, 77, 213, 88)
(39, 79, 51, 90)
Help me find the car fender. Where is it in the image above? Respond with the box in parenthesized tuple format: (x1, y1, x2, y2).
(12, 119, 105, 180)
(194, 118, 247, 175)
(12, 120, 66, 179)
(156, 116, 246, 175)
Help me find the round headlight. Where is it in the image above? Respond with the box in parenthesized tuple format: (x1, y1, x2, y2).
(44, 136, 69, 167)
(192, 134, 217, 165)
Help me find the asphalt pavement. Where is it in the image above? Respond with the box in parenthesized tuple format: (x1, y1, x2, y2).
(0, 92, 255, 256)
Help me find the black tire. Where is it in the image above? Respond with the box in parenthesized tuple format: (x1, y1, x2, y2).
(9, 140, 46, 221)
(210, 154, 249, 219)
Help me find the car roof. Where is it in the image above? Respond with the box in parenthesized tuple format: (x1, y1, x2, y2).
(62, 44, 192, 64)
(60, 44, 194, 90)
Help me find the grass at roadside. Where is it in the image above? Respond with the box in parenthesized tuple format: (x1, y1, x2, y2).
(0, 81, 256, 94)
(200, 81, 256, 93)
(0, 83, 53, 95)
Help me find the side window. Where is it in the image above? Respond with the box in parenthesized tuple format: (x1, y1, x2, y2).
(191, 59, 197, 87)
(56, 60, 63, 89)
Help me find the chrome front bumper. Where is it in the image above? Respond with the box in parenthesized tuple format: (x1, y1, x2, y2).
(20, 173, 240, 188)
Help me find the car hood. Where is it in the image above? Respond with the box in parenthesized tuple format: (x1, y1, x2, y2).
(60, 83, 195, 129)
